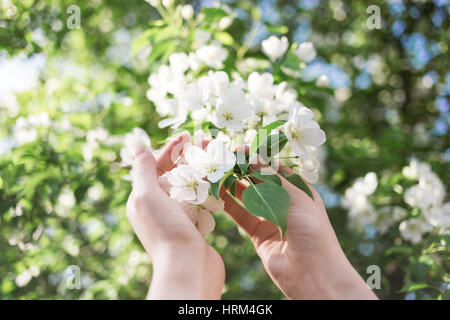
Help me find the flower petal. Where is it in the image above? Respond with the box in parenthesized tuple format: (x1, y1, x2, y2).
(207, 170, 224, 183)
(196, 211, 216, 236)
(302, 128, 326, 147)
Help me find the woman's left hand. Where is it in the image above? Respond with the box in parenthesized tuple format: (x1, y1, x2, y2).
(126, 133, 225, 300)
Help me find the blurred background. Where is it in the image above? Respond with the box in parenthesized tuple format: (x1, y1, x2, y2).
(0, 0, 449, 300)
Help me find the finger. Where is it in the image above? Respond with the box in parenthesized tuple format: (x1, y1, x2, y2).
(129, 148, 202, 249)
(279, 165, 295, 175)
(235, 145, 249, 154)
(277, 164, 325, 208)
(220, 188, 262, 236)
(248, 156, 312, 201)
(156, 133, 190, 174)
(201, 139, 210, 149)
(132, 146, 161, 194)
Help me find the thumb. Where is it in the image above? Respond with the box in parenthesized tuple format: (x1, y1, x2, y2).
(132, 146, 160, 195)
(251, 157, 309, 200)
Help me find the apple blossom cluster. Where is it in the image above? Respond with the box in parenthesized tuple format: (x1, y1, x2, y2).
(146, 53, 325, 177)
(262, 36, 316, 63)
(342, 172, 379, 233)
(121, 34, 326, 236)
(11, 113, 51, 146)
(343, 160, 449, 244)
(401, 159, 449, 243)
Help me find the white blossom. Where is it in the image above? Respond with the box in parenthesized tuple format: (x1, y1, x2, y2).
(146, 64, 186, 103)
(188, 52, 202, 71)
(218, 16, 233, 30)
(374, 206, 406, 234)
(162, 165, 210, 205)
(274, 81, 300, 113)
(162, 0, 174, 8)
(196, 41, 228, 69)
(208, 71, 230, 97)
(404, 171, 445, 210)
(12, 117, 37, 146)
(169, 52, 189, 73)
(157, 109, 188, 129)
(27, 113, 50, 127)
(145, 0, 159, 7)
(16, 270, 32, 287)
(184, 139, 236, 183)
(261, 35, 289, 61)
(423, 203, 450, 229)
(194, 30, 211, 46)
(399, 218, 432, 244)
(177, 77, 211, 110)
(296, 153, 320, 184)
(244, 129, 258, 145)
(316, 74, 329, 87)
(153, 98, 179, 117)
(402, 159, 432, 180)
(294, 42, 316, 63)
(247, 72, 274, 98)
(212, 79, 252, 129)
(180, 196, 224, 236)
(342, 172, 378, 232)
(181, 4, 194, 20)
(284, 106, 326, 157)
(120, 128, 152, 167)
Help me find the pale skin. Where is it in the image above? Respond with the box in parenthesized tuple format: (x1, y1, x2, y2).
(126, 133, 378, 300)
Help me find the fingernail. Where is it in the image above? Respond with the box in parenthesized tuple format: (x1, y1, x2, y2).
(133, 146, 146, 158)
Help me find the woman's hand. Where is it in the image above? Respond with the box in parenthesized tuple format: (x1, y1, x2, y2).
(126, 133, 225, 300)
(221, 156, 377, 300)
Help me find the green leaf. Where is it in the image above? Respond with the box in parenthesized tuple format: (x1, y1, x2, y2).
(258, 132, 288, 160)
(265, 24, 289, 34)
(242, 181, 290, 236)
(249, 120, 286, 155)
(209, 171, 232, 199)
(215, 31, 234, 46)
(399, 283, 429, 293)
(224, 175, 237, 189)
(131, 29, 154, 56)
(200, 7, 228, 22)
(230, 181, 237, 196)
(0, 197, 16, 214)
(240, 57, 271, 71)
(280, 172, 314, 200)
(281, 51, 302, 72)
(148, 39, 177, 65)
(385, 246, 414, 256)
(251, 6, 261, 20)
(251, 171, 282, 186)
(209, 181, 221, 200)
(235, 152, 249, 175)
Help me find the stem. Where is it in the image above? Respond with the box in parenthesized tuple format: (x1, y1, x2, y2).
(155, 4, 169, 20)
(236, 18, 260, 60)
(275, 156, 299, 160)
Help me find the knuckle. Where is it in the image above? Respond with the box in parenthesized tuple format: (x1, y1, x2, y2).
(134, 151, 153, 166)
(132, 194, 151, 214)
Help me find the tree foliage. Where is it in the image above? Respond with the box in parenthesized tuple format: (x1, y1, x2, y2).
(0, 0, 448, 300)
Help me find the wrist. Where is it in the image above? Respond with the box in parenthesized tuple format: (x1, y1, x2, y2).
(288, 249, 377, 300)
(147, 241, 209, 300)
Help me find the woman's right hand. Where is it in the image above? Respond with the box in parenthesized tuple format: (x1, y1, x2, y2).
(221, 158, 377, 300)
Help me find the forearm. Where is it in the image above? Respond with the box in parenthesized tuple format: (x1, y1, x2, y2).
(288, 248, 378, 300)
(146, 243, 210, 300)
